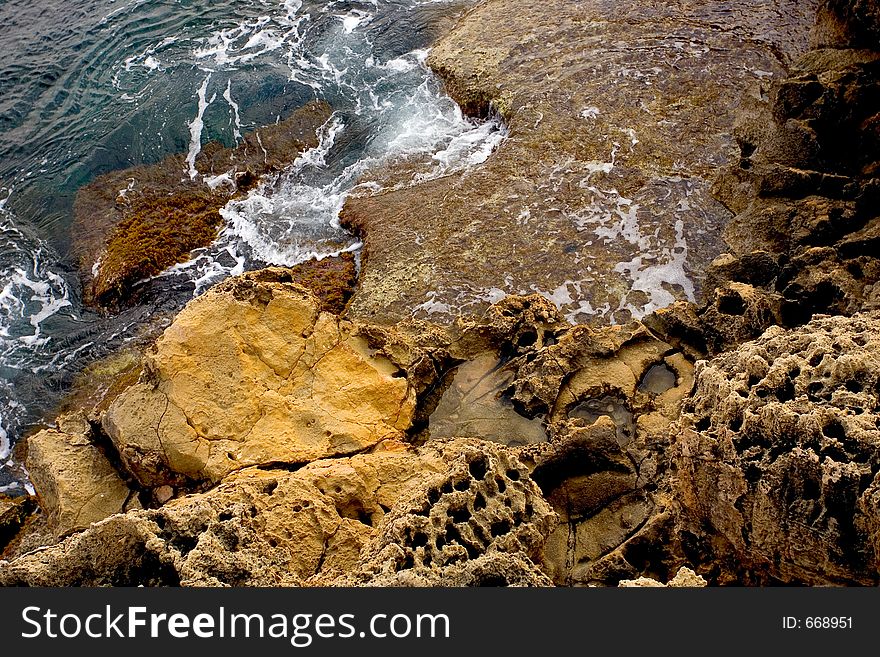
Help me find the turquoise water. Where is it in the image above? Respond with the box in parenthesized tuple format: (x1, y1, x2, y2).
(0, 0, 503, 493)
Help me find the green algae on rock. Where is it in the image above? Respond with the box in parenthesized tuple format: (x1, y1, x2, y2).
(72, 100, 332, 310)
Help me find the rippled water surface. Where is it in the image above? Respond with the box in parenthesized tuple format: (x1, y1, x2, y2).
(0, 0, 503, 493)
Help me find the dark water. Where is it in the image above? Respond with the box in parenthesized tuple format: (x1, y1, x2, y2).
(0, 0, 504, 493)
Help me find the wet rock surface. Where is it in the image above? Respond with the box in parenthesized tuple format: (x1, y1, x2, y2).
(428, 352, 547, 446)
(73, 101, 331, 310)
(342, 0, 817, 325)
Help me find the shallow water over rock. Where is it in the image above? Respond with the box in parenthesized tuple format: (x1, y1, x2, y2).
(342, 0, 820, 326)
(428, 352, 548, 447)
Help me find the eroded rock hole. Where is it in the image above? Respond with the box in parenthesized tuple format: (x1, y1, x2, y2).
(717, 290, 746, 315)
(638, 363, 677, 395)
(450, 506, 471, 524)
(469, 457, 488, 481)
(846, 380, 864, 393)
(490, 519, 512, 538)
(568, 395, 635, 445)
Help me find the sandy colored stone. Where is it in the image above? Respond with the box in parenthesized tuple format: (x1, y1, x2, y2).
(25, 413, 135, 539)
(103, 270, 417, 486)
(339, 440, 556, 586)
(619, 567, 707, 587)
(0, 444, 451, 586)
(676, 312, 880, 584)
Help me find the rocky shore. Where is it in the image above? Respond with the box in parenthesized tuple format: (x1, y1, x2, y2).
(1, 0, 879, 587)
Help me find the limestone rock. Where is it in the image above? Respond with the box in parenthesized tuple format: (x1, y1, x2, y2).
(619, 567, 707, 588)
(103, 270, 417, 486)
(709, 26, 880, 326)
(25, 413, 136, 539)
(0, 495, 35, 554)
(676, 312, 880, 584)
(0, 445, 448, 586)
(428, 352, 548, 447)
(813, 0, 880, 48)
(341, 0, 817, 325)
(340, 440, 557, 586)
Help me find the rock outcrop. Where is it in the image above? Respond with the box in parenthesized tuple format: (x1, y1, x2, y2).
(342, 0, 817, 325)
(25, 412, 138, 539)
(675, 312, 880, 584)
(339, 441, 556, 586)
(0, 441, 497, 587)
(3, 0, 878, 591)
(73, 101, 332, 310)
(102, 269, 416, 487)
(707, 8, 880, 333)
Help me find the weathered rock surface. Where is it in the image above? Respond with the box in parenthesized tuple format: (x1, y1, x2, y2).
(428, 352, 548, 446)
(500, 318, 694, 585)
(25, 412, 137, 540)
(813, 0, 880, 48)
(102, 269, 417, 486)
(676, 312, 880, 584)
(0, 442, 451, 586)
(709, 12, 880, 330)
(0, 495, 35, 555)
(644, 282, 784, 359)
(338, 441, 556, 586)
(619, 566, 707, 588)
(73, 101, 332, 310)
(342, 0, 817, 325)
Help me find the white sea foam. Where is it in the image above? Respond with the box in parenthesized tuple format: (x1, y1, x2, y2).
(185, 74, 215, 180)
(0, 197, 74, 469)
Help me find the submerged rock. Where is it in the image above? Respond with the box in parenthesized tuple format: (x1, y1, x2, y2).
(428, 352, 547, 446)
(676, 312, 880, 584)
(73, 101, 332, 310)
